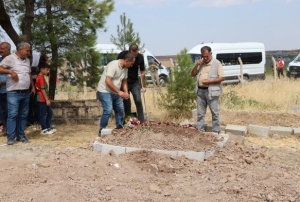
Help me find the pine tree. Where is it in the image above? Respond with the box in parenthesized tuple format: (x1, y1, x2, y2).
(157, 48, 196, 118)
(110, 13, 145, 51)
(0, 0, 114, 99)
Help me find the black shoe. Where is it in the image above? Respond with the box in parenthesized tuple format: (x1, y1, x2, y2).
(114, 126, 124, 129)
(20, 138, 30, 143)
(7, 139, 15, 145)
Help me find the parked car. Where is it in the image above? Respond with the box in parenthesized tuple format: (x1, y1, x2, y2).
(287, 53, 300, 78)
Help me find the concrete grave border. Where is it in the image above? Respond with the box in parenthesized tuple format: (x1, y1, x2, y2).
(93, 131, 229, 162)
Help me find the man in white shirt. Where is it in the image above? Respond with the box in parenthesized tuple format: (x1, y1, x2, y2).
(97, 53, 135, 136)
(0, 42, 35, 145)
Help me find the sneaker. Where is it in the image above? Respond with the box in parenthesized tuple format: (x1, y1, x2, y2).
(40, 129, 54, 135)
(48, 128, 57, 133)
(7, 139, 14, 145)
(20, 138, 30, 143)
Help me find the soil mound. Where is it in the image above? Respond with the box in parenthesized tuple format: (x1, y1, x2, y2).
(98, 124, 219, 151)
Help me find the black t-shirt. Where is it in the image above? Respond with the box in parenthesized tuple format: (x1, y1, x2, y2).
(117, 50, 145, 82)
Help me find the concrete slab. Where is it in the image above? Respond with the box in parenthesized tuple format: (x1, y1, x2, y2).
(216, 134, 229, 148)
(206, 125, 226, 132)
(248, 124, 269, 138)
(177, 151, 205, 162)
(225, 124, 247, 136)
(97, 143, 126, 155)
(270, 126, 293, 137)
(205, 150, 215, 157)
(125, 147, 143, 153)
(152, 149, 178, 157)
(101, 129, 113, 135)
(293, 127, 300, 136)
(93, 141, 102, 152)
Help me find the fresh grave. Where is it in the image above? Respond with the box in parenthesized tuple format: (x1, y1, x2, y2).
(95, 120, 229, 161)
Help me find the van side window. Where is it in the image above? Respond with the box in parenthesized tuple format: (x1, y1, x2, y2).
(217, 52, 262, 66)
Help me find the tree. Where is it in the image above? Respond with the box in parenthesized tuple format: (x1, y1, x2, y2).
(0, 0, 114, 99)
(157, 48, 196, 118)
(110, 13, 144, 51)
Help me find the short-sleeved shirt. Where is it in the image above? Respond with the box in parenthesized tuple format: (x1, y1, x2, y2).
(117, 51, 144, 82)
(36, 74, 48, 102)
(198, 58, 224, 87)
(0, 54, 31, 91)
(97, 60, 128, 94)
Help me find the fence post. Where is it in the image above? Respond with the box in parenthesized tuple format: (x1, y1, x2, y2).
(238, 57, 244, 87)
(170, 58, 174, 82)
(271, 57, 277, 80)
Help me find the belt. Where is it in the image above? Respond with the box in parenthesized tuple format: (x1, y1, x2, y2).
(198, 86, 208, 89)
(11, 89, 29, 93)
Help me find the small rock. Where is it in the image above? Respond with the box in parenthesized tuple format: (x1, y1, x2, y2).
(266, 194, 273, 201)
(245, 158, 253, 164)
(289, 197, 296, 202)
(149, 183, 161, 193)
(105, 186, 113, 191)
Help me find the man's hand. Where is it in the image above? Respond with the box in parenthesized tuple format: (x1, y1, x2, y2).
(10, 71, 19, 81)
(202, 79, 211, 85)
(30, 86, 36, 95)
(118, 91, 128, 99)
(141, 87, 146, 93)
(124, 92, 129, 100)
(0, 80, 2, 86)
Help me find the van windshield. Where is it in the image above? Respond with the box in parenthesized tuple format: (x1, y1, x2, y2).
(294, 54, 300, 62)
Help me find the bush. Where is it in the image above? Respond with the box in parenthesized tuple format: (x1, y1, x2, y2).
(157, 48, 196, 118)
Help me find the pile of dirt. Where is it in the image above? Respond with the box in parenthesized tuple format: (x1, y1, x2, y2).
(99, 123, 220, 151)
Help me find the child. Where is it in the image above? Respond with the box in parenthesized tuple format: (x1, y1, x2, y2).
(36, 62, 56, 135)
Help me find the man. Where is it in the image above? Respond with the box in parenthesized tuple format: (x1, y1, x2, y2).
(149, 60, 160, 87)
(277, 56, 284, 79)
(97, 53, 135, 136)
(0, 42, 11, 136)
(117, 44, 146, 122)
(0, 42, 35, 145)
(191, 46, 225, 134)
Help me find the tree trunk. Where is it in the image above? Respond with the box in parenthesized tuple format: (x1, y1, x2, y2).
(46, 0, 57, 100)
(20, 0, 35, 42)
(0, 0, 20, 46)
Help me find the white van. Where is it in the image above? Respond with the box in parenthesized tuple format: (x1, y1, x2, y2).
(94, 44, 169, 85)
(286, 53, 300, 78)
(188, 42, 266, 83)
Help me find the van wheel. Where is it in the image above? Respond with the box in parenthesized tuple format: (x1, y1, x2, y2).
(242, 75, 250, 83)
(159, 75, 168, 86)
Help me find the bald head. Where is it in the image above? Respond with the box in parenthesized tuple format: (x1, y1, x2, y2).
(0, 42, 11, 59)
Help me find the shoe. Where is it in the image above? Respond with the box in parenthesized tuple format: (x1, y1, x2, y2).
(48, 128, 57, 133)
(40, 129, 54, 135)
(7, 139, 15, 145)
(114, 126, 124, 129)
(20, 138, 30, 143)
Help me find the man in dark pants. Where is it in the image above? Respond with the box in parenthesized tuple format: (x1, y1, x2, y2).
(117, 44, 146, 122)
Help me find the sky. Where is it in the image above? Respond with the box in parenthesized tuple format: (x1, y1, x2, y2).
(96, 0, 300, 56)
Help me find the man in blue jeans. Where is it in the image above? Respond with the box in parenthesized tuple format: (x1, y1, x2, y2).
(191, 46, 225, 134)
(0, 42, 36, 145)
(0, 42, 11, 136)
(118, 44, 146, 122)
(97, 53, 135, 136)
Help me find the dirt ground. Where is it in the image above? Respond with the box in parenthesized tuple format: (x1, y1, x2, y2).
(1, 111, 300, 202)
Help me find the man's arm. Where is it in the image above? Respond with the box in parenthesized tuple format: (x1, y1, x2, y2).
(41, 88, 51, 106)
(105, 76, 127, 99)
(202, 77, 225, 85)
(121, 79, 129, 99)
(0, 65, 19, 81)
(191, 59, 203, 77)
